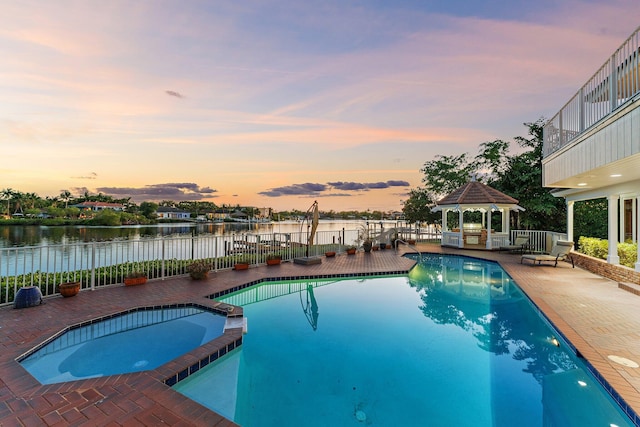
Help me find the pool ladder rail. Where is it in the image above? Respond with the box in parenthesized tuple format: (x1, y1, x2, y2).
(394, 239, 423, 262)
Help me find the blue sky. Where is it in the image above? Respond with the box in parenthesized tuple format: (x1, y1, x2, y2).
(1, 0, 639, 211)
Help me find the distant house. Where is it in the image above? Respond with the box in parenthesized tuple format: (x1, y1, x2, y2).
(210, 209, 230, 221)
(156, 206, 191, 220)
(72, 202, 125, 212)
(255, 207, 272, 219)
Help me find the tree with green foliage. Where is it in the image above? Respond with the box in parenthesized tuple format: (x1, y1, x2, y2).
(88, 209, 121, 226)
(405, 118, 566, 231)
(574, 199, 607, 240)
(402, 188, 440, 225)
(138, 201, 157, 219)
(419, 153, 475, 199)
(488, 119, 566, 231)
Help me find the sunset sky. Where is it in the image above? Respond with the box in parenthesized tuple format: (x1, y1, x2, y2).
(1, 1, 639, 212)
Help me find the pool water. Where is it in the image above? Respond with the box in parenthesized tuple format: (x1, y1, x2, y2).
(174, 255, 635, 427)
(20, 306, 227, 384)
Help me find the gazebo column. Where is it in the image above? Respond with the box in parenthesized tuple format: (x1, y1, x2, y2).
(486, 209, 492, 249)
(503, 209, 510, 236)
(458, 209, 464, 248)
(441, 209, 447, 231)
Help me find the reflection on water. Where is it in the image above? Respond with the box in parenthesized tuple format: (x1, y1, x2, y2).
(407, 255, 582, 385)
(0, 220, 373, 248)
(188, 260, 634, 427)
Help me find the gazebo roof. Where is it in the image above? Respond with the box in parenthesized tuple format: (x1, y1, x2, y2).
(436, 181, 519, 205)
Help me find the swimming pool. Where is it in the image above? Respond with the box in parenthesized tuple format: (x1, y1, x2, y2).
(174, 255, 635, 426)
(19, 305, 227, 384)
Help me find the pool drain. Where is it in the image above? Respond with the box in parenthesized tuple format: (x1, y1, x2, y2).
(355, 410, 367, 422)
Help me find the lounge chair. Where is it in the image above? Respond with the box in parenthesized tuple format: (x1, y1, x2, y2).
(499, 235, 530, 254)
(521, 240, 574, 267)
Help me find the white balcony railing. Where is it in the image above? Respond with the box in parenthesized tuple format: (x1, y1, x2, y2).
(543, 26, 640, 157)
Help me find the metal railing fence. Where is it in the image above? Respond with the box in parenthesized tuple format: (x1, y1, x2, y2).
(1, 229, 358, 306)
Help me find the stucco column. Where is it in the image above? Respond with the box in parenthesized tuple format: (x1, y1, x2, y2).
(566, 200, 574, 243)
(486, 209, 492, 249)
(607, 195, 620, 265)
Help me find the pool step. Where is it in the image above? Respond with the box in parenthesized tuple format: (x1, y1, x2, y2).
(224, 316, 248, 334)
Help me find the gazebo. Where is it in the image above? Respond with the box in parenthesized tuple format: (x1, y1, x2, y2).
(431, 180, 524, 250)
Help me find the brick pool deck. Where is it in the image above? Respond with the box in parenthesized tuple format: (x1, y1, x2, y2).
(1, 244, 640, 425)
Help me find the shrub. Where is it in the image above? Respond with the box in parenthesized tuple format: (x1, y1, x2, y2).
(578, 236, 608, 259)
(577, 236, 637, 268)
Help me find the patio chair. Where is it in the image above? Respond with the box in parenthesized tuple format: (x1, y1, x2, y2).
(499, 235, 530, 254)
(521, 240, 574, 268)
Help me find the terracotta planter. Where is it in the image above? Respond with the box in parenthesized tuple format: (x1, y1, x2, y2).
(234, 263, 249, 271)
(124, 277, 147, 286)
(407, 239, 417, 245)
(372, 245, 380, 251)
(346, 248, 357, 255)
(325, 251, 336, 257)
(266, 258, 281, 266)
(189, 271, 209, 280)
(58, 281, 80, 297)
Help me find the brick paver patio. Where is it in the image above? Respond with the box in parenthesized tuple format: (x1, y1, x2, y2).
(1, 244, 639, 425)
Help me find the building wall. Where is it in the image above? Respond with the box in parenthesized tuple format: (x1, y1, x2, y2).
(543, 99, 640, 187)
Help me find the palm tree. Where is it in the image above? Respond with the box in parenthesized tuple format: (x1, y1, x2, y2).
(0, 188, 15, 215)
(60, 190, 72, 209)
(11, 190, 24, 215)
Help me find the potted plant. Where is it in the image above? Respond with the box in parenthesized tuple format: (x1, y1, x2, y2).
(379, 242, 387, 250)
(356, 225, 373, 253)
(186, 260, 211, 280)
(57, 281, 81, 297)
(266, 253, 282, 266)
(124, 271, 147, 286)
(346, 245, 357, 255)
(325, 250, 336, 257)
(390, 232, 399, 249)
(234, 255, 251, 270)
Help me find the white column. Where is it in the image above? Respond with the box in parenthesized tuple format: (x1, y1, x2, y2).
(458, 209, 464, 248)
(636, 199, 640, 271)
(441, 210, 447, 232)
(504, 209, 510, 235)
(566, 200, 574, 242)
(619, 197, 625, 243)
(607, 195, 620, 265)
(633, 197, 637, 243)
(486, 209, 493, 249)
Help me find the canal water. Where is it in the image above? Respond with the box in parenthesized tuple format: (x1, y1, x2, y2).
(0, 220, 385, 248)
